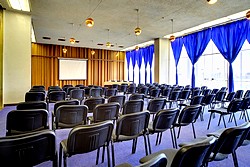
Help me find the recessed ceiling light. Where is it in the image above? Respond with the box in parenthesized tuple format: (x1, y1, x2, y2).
(42, 36, 51, 40)
(207, 0, 217, 5)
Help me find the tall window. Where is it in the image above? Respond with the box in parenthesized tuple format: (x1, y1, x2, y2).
(173, 39, 250, 91)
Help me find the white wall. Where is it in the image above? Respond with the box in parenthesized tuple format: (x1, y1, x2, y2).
(3, 11, 31, 104)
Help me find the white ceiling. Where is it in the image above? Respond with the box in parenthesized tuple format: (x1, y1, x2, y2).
(1, 0, 250, 51)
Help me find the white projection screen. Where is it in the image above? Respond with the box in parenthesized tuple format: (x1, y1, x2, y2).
(59, 58, 87, 80)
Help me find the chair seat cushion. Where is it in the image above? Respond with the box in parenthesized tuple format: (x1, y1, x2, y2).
(139, 149, 177, 167)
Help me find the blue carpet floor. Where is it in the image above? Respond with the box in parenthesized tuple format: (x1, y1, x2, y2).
(0, 103, 249, 167)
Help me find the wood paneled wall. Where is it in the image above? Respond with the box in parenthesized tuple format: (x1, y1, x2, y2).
(31, 43, 125, 89)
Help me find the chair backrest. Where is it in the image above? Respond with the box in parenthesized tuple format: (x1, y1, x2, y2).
(169, 91, 181, 101)
(202, 94, 215, 105)
(115, 111, 150, 140)
(112, 84, 119, 89)
(177, 105, 202, 124)
(54, 99, 80, 114)
(202, 89, 211, 96)
(239, 97, 250, 110)
(127, 86, 136, 94)
(25, 92, 45, 102)
(6, 109, 49, 136)
(190, 95, 204, 105)
(66, 121, 113, 155)
(220, 87, 228, 92)
(147, 98, 166, 114)
(129, 93, 145, 101)
(137, 153, 167, 167)
(108, 95, 126, 107)
(210, 122, 250, 159)
(149, 89, 161, 98)
(0, 130, 57, 166)
(138, 86, 149, 95)
(227, 99, 242, 113)
(93, 102, 120, 122)
(214, 91, 226, 102)
(225, 92, 236, 102)
(122, 99, 144, 115)
(161, 88, 171, 98)
(179, 90, 191, 100)
(48, 91, 66, 103)
(89, 87, 102, 97)
(62, 85, 73, 92)
(83, 97, 105, 112)
(66, 87, 79, 95)
(211, 89, 219, 95)
(171, 136, 216, 167)
(17, 101, 47, 110)
(105, 88, 117, 97)
(48, 85, 61, 91)
(152, 108, 180, 131)
(235, 90, 244, 99)
(70, 89, 85, 102)
(243, 90, 250, 99)
(191, 89, 201, 98)
(32, 85, 45, 90)
(55, 105, 88, 129)
(118, 84, 128, 93)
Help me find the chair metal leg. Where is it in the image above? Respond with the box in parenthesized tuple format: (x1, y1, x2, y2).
(191, 122, 196, 138)
(159, 132, 163, 144)
(177, 126, 181, 139)
(233, 113, 237, 126)
(156, 133, 159, 145)
(111, 141, 115, 167)
(218, 115, 222, 126)
(143, 135, 149, 155)
(222, 115, 227, 128)
(170, 128, 176, 148)
(53, 152, 58, 167)
(106, 144, 111, 167)
(147, 134, 152, 154)
(232, 151, 239, 167)
(96, 147, 100, 165)
(207, 112, 213, 130)
(63, 153, 67, 167)
(102, 145, 105, 163)
(172, 127, 178, 148)
(59, 144, 62, 167)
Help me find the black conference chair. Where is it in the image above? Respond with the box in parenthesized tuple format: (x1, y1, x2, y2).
(0, 130, 57, 167)
(206, 122, 250, 167)
(111, 111, 150, 166)
(174, 104, 202, 139)
(54, 105, 88, 129)
(83, 97, 105, 113)
(146, 98, 166, 120)
(147, 108, 179, 151)
(69, 89, 85, 104)
(108, 95, 126, 108)
(25, 92, 45, 102)
(207, 99, 242, 129)
(122, 99, 144, 115)
(6, 109, 49, 136)
(59, 121, 114, 167)
(140, 136, 216, 167)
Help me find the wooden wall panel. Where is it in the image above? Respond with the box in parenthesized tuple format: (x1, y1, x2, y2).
(31, 43, 125, 89)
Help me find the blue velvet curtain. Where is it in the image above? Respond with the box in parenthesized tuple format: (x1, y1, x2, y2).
(171, 37, 183, 85)
(148, 45, 154, 83)
(130, 50, 137, 82)
(183, 29, 211, 88)
(247, 20, 250, 44)
(136, 49, 143, 83)
(212, 19, 247, 92)
(125, 51, 131, 81)
(142, 48, 149, 84)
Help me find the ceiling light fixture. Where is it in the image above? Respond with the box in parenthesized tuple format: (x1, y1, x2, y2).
(8, 0, 30, 12)
(246, 10, 250, 20)
(63, 46, 67, 54)
(69, 38, 75, 44)
(169, 19, 175, 42)
(207, 0, 217, 5)
(106, 29, 111, 48)
(85, 17, 94, 27)
(134, 9, 142, 36)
